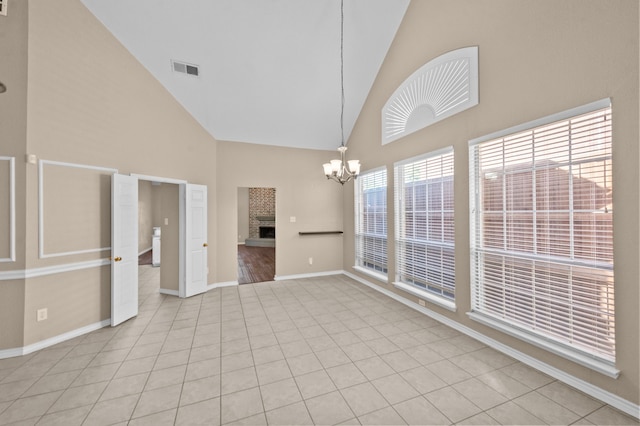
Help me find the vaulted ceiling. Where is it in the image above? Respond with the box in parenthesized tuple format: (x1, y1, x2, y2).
(80, 0, 409, 151)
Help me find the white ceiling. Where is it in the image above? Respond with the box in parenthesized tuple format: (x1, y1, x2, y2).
(80, 0, 409, 151)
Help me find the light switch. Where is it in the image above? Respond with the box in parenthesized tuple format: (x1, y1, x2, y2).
(290, 216, 296, 223)
(164, 218, 169, 226)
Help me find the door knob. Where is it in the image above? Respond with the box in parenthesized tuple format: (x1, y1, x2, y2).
(114, 257, 122, 262)
(203, 243, 208, 247)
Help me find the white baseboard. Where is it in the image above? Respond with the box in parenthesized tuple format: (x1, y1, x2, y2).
(0, 319, 111, 360)
(159, 288, 179, 296)
(138, 247, 152, 256)
(207, 281, 238, 291)
(0, 347, 23, 359)
(274, 270, 343, 281)
(342, 270, 640, 420)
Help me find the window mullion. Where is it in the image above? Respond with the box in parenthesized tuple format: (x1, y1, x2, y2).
(531, 131, 538, 330)
(532, 131, 537, 255)
(501, 141, 507, 253)
(568, 120, 575, 260)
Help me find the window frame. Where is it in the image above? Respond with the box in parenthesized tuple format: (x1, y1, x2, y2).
(468, 98, 618, 378)
(393, 146, 456, 311)
(354, 166, 388, 282)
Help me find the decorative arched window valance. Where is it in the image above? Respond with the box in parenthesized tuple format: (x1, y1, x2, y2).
(382, 46, 478, 145)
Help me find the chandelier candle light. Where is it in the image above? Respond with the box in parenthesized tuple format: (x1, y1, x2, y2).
(323, 0, 360, 185)
(323, 146, 360, 184)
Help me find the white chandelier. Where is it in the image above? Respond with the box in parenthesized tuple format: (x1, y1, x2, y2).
(323, 0, 360, 185)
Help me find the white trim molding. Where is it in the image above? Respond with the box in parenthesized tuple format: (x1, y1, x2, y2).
(343, 271, 639, 419)
(469, 98, 611, 147)
(159, 288, 179, 296)
(274, 270, 344, 281)
(0, 258, 110, 281)
(207, 281, 238, 291)
(392, 281, 457, 312)
(468, 311, 619, 379)
(382, 46, 478, 145)
(130, 173, 188, 185)
(352, 265, 387, 284)
(0, 156, 15, 262)
(38, 159, 118, 259)
(0, 319, 110, 360)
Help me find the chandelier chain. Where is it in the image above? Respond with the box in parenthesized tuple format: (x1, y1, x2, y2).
(340, 0, 344, 147)
(321, 0, 360, 184)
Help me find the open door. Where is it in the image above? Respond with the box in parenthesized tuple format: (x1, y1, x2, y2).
(111, 173, 139, 326)
(180, 183, 208, 298)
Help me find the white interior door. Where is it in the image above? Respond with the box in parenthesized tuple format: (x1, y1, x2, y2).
(180, 183, 208, 298)
(111, 173, 139, 326)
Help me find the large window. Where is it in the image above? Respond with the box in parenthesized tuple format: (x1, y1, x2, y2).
(354, 167, 387, 278)
(469, 100, 615, 367)
(394, 147, 455, 308)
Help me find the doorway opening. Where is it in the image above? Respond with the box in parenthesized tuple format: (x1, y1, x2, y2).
(111, 173, 208, 326)
(137, 179, 180, 298)
(237, 187, 276, 284)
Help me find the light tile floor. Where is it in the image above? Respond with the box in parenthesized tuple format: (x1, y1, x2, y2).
(0, 266, 638, 425)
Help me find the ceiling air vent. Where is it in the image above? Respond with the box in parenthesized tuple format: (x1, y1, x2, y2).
(171, 60, 199, 77)
(0, 0, 8, 17)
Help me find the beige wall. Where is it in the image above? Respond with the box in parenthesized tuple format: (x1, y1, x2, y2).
(24, 0, 217, 265)
(0, 0, 218, 351)
(217, 141, 344, 283)
(0, 0, 28, 349)
(237, 187, 249, 243)
(1, 0, 637, 410)
(0, 281, 25, 349)
(0, 160, 12, 260)
(138, 180, 153, 254)
(138, 181, 163, 254)
(344, 0, 639, 405)
(23, 267, 110, 346)
(41, 162, 112, 256)
(159, 184, 179, 292)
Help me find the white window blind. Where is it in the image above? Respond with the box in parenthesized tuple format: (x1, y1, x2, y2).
(355, 167, 388, 276)
(395, 147, 455, 301)
(469, 101, 614, 362)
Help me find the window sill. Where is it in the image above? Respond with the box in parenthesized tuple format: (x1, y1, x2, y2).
(353, 266, 387, 284)
(467, 311, 619, 379)
(392, 281, 456, 312)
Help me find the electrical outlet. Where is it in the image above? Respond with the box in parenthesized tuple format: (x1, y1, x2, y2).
(418, 299, 426, 307)
(37, 308, 48, 322)
(308, 257, 313, 265)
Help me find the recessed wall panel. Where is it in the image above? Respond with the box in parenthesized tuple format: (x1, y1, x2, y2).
(0, 157, 15, 262)
(40, 161, 116, 258)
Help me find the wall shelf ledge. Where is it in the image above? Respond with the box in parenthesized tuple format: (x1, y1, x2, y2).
(298, 231, 343, 235)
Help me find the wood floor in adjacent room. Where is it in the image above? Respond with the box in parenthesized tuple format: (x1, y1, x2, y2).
(237, 244, 275, 284)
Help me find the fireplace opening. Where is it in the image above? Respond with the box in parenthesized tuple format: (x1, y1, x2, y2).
(259, 226, 275, 239)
